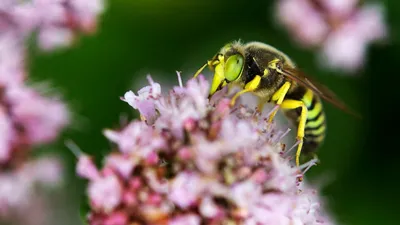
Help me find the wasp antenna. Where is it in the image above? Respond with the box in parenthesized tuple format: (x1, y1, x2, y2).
(193, 62, 208, 78)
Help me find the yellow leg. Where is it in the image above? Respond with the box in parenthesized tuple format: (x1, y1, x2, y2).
(280, 99, 307, 167)
(230, 75, 262, 106)
(267, 82, 291, 123)
(231, 89, 251, 106)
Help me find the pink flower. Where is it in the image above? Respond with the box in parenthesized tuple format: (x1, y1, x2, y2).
(88, 175, 123, 213)
(105, 153, 136, 179)
(1, 1, 105, 224)
(168, 172, 205, 209)
(121, 77, 161, 124)
(1, 0, 106, 50)
(5, 84, 69, 145)
(320, 3, 388, 72)
(77, 154, 100, 180)
(38, 26, 74, 50)
(320, 0, 359, 18)
(104, 121, 166, 156)
(277, 0, 329, 47)
(170, 214, 201, 225)
(23, 156, 64, 186)
(0, 33, 25, 85)
(0, 107, 13, 163)
(79, 75, 335, 224)
(0, 156, 64, 224)
(69, 0, 106, 32)
(276, 0, 388, 73)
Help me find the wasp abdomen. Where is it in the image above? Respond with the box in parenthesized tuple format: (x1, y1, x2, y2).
(302, 89, 326, 153)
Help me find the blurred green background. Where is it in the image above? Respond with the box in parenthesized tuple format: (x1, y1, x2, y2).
(28, 0, 398, 224)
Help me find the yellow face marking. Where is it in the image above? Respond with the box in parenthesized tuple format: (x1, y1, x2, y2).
(209, 55, 225, 95)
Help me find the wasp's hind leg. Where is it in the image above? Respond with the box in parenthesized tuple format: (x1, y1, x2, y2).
(279, 99, 307, 167)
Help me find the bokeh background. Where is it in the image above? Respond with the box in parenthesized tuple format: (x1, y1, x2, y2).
(25, 0, 398, 224)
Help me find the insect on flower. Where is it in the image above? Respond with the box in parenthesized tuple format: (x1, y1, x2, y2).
(194, 41, 360, 166)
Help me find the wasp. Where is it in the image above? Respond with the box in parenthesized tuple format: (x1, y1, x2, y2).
(194, 41, 359, 166)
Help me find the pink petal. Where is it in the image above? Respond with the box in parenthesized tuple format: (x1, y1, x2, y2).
(168, 172, 204, 209)
(169, 214, 200, 225)
(38, 26, 74, 50)
(0, 107, 13, 163)
(77, 155, 100, 180)
(88, 175, 123, 213)
(105, 154, 136, 179)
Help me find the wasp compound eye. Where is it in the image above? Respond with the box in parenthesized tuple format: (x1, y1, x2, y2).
(224, 54, 244, 82)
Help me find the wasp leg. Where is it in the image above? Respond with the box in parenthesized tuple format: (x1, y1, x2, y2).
(267, 81, 291, 123)
(280, 99, 307, 167)
(230, 75, 262, 106)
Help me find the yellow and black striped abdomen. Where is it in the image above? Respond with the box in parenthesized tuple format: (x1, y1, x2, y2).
(284, 86, 326, 153)
(302, 88, 326, 153)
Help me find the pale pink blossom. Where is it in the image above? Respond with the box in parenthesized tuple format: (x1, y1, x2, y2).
(88, 175, 123, 213)
(0, 0, 106, 50)
(79, 75, 335, 225)
(199, 197, 220, 218)
(0, 157, 64, 224)
(0, 33, 25, 85)
(0, 0, 105, 224)
(77, 154, 100, 180)
(169, 214, 201, 225)
(168, 172, 205, 209)
(38, 26, 74, 50)
(320, 0, 359, 18)
(5, 85, 69, 144)
(0, 107, 13, 163)
(320, 3, 388, 72)
(23, 156, 64, 186)
(276, 0, 388, 73)
(104, 153, 136, 179)
(104, 121, 166, 156)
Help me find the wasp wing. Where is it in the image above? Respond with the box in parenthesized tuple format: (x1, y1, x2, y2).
(280, 66, 361, 119)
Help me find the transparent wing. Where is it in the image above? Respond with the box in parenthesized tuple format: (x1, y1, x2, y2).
(280, 66, 361, 119)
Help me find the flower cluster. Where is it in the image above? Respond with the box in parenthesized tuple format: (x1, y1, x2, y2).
(78, 74, 334, 225)
(276, 0, 387, 73)
(0, 0, 106, 50)
(1, 0, 105, 224)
